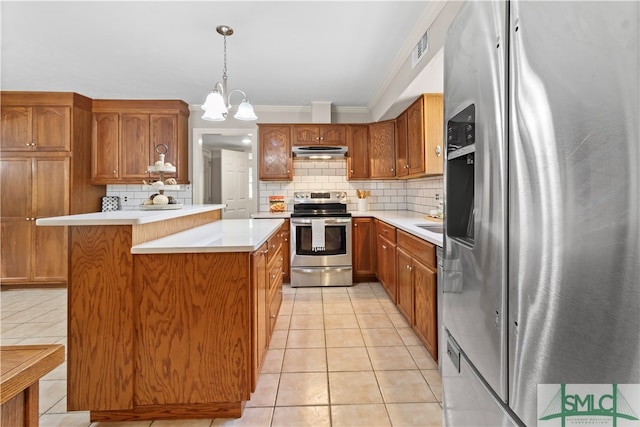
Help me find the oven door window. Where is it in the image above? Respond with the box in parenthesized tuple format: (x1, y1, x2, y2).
(295, 225, 347, 256)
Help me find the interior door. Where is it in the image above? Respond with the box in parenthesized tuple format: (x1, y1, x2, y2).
(221, 149, 250, 219)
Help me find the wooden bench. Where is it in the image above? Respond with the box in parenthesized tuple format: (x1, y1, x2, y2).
(1, 345, 65, 427)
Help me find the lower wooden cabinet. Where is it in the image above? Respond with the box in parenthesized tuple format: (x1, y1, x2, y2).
(396, 229, 438, 361)
(252, 242, 269, 390)
(1, 157, 70, 285)
(281, 220, 290, 283)
(375, 220, 397, 303)
(413, 260, 437, 359)
(396, 248, 414, 324)
(352, 217, 377, 282)
(252, 224, 284, 389)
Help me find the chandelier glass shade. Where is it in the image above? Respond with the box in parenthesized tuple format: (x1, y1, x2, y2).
(201, 25, 257, 122)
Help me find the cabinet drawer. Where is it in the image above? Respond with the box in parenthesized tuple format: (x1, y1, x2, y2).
(397, 229, 436, 269)
(376, 220, 396, 243)
(267, 232, 282, 264)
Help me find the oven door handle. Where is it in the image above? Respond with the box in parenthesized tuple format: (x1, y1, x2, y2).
(290, 218, 352, 225)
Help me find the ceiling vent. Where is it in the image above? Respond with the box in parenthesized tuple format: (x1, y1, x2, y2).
(411, 29, 429, 69)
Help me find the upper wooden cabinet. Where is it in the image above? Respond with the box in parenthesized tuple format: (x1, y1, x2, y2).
(291, 124, 346, 146)
(396, 94, 444, 178)
(347, 125, 369, 180)
(91, 100, 189, 185)
(395, 110, 409, 177)
(369, 120, 396, 179)
(258, 125, 293, 181)
(1, 93, 78, 152)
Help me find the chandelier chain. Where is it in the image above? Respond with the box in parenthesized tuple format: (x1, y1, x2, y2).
(222, 34, 228, 80)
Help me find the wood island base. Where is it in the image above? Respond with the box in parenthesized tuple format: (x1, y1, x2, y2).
(89, 401, 244, 422)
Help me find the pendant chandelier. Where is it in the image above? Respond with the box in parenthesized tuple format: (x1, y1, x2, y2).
(201, 25, 257, 122)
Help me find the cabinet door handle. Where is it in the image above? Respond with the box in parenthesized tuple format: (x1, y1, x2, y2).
(354, 223, 358, 227)
(271, 314, 276, 319)
(382, 244, 387, 250)
(262, 249, 269, 255)
(435, 145, 442, 157)
(113, 170, 117, 175)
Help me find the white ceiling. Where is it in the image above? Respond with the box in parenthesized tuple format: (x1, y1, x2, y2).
(1, 1, 442, 112)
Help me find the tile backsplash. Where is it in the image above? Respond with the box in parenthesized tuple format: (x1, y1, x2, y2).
(259, 159, 443, 214)
(105, 160, 443, 214)
(106, 184, 193, 210)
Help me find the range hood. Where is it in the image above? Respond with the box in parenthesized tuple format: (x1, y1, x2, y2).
(292, 145, 348, 160)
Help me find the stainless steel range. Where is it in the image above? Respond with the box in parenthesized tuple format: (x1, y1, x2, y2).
(290, 191, 353, 287)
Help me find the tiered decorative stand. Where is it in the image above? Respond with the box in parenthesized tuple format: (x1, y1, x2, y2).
(139, 146, 183, 210)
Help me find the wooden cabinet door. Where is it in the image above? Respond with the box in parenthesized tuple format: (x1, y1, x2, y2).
(281, 221, 290, 283)
(376, 234, 397, 303)
(413, 260, 437, 360)
(251, 244, 268, 389)
(120, 113, 150, 181)
(32, 106, 71, 151)
(395, 111, 409, 177)
(0, 106, 70, 152)
(258, 125, 292, 181)
(150, 114, 178, 173)
(353, 218, 376, 280)
(407, 97, 426, 176)
(319, 125, 346, 145)
(396, 248, 414, 324)
(1, 106, 32, 151)
(0, 158, 32, 282)
(32, 158, 69, 282)
(369, 121, 396, 178)
(291, 125, 320, 145)
(92, 113, 120, 182)
(347, 125, 369, 179)
(423, 93, 444, 175)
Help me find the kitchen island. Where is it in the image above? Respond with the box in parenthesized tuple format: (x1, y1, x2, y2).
(36, 206, 285, 422)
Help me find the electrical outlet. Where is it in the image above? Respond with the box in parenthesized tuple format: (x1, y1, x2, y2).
(435, 193, 440, 201)
(123, 196, 128, 203)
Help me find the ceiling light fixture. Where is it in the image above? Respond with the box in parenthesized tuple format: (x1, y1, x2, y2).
(201, 25, 257, 122)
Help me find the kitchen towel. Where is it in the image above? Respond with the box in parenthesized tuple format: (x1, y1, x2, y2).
(311, 219, 325, 252)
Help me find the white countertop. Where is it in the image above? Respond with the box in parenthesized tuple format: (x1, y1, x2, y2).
(252, 209, 443, 247)
(36, 205, 225, 226)
(358, 210, 443, 247)
(131, 218, 284, 254)
(251, 212, 291, 219)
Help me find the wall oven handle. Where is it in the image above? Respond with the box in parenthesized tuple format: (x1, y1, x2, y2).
(290, 218, 352, 225)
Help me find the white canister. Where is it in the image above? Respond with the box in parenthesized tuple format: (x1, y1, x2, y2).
(357, 198, 368, 212)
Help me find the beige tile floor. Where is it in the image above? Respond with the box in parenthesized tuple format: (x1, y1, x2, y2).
(0, 282, 442, 427)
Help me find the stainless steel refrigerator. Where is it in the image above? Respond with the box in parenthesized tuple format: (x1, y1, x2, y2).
(442, 1, 639, 426)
